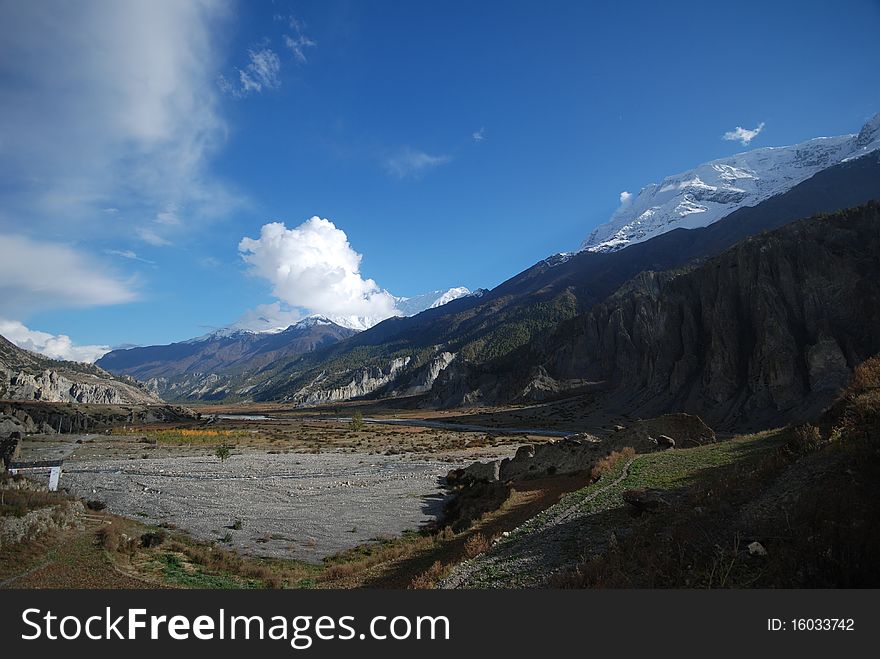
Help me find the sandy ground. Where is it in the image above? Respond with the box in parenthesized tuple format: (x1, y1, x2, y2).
(60, 449, 473, 563)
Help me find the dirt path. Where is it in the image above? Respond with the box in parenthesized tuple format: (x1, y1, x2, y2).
(441, 457, 635, 588)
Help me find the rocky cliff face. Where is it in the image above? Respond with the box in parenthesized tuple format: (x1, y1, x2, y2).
(541, 203, 880, 428)
(0, 335, 160, 405)
(288, 356, 413, 405)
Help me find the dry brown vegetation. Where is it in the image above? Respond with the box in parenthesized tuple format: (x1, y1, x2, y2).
(590, 447, 636, 481)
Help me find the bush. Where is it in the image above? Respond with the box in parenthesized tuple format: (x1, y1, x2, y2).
(848, 355, 880, 394)
(786, 424, 823, 455)
(590, 447, 636, 481)
(463, 532, 490, 558)
(410, 561, 447, 589)
(140, 530, 167, 548)
(215, 445, 231, 462)
(350, 411, 364, 432)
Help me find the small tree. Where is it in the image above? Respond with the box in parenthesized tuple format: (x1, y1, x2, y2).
(350, 410, 364, 432)
(215, 445, 231, 462)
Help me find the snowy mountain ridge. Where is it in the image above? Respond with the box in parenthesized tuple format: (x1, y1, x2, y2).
(581, 113, 880, 253)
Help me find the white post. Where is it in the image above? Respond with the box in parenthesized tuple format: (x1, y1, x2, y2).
(48, 467, 61, 491)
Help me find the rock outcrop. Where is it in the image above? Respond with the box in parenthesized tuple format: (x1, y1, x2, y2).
(0, 334, 159, 405)
(290, 357, 412, 405)
(448, 433, 604, 485)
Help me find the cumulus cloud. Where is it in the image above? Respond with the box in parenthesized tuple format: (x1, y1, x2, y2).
(619, 191, 633, 205)
(384, 147, 452, 178)
(0, 234, 137, 316)
(239, 218, 399, 321)
(0, 1, 237, 245)
(0, 318, 111, 363)
(723, 122, 765, 146)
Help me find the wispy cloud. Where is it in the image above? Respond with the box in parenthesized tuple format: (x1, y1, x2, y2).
(472, 127, 486, 142)
(383, 147, 452, 179)
(137, 227, 172, 247)
(104, 249, 155, 265)
(0, 1, 240, 261)
(0, 318, 111, 363)
(723, 122, 765, 146)
(0, 234, 137, 316)
(279, 14, 317, 63)
(221, 47, 282, 98)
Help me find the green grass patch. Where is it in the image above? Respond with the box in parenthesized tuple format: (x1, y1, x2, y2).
(156, 552, 260, 589)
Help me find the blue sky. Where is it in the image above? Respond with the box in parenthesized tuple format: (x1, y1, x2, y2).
(1, 0, 880, 358)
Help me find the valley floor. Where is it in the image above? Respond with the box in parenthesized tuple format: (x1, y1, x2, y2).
(3, 371, 877, 589)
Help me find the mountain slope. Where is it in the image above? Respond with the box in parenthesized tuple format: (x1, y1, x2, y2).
(582, 113, 880, 252)
(0, 334, 160, 405)
(97, 316, 358, 400)
(241, 152, 880, 406)
(450, 202, 880, 430)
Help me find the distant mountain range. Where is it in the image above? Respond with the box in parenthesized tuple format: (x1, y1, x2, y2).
(96, 315, 359, 400)
(94, 287, 473, 400)
(89, 115, 880, 430)
(581, 113, 880, 252)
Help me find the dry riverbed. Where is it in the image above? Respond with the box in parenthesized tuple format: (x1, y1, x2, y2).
(62, 450, 468, 563)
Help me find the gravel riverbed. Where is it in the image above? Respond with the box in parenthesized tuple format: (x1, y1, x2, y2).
(62, 450, 464, 563)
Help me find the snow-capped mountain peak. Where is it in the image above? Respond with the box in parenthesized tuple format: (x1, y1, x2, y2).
(393, 287, 471, 317)
(580, 114, 880, 253)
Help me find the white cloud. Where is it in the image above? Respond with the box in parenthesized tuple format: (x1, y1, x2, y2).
(0, 318, 110, 363)
(0, 1, 237, 245)
(231, 48, 282, 97)
(104, 249, 155, 264)
(0, 234, 137, 316)
(723, 122, 766, 146)
(230, 302, 303, 332)
(384, 147, 452, 178)
(619, 191, 633, 205)
(472, 127, 486, 142)
(280, 14, 316, 63)
(239, 217, 399, 321)
(156, 207, 180, 225)
(136, 227, 172, 246)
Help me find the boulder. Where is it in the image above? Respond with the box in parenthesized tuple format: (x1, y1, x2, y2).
(748, 541, 767, 557)
(622, 487, 670, 513)
(656, 434, 676, 449)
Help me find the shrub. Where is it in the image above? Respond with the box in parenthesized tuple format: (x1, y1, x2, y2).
(350, 411, 365, 432)
(409, 561, 447, 589)
(140, 530, 167, 548)
(848, 355, 880, 394)
(215, 445, 231, 462)
(786, 424, 823, 455)
(463, 532, 490, 558)
(590, 447, 636, 481)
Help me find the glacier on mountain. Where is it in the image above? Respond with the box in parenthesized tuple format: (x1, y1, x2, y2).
(581, 113, 880, 253)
